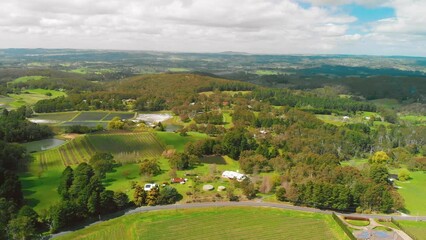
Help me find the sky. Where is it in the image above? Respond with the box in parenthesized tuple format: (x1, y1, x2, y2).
(0, 0, 425, 56)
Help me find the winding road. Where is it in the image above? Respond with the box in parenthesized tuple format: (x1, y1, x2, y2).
(51, 201, 426, 239)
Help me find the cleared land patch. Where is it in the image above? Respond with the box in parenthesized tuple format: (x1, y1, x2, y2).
(11, 75, 45, 83)
(396, 171, 426, 215)
(1, 88, 66, 108)
(54, 207, 347, 240)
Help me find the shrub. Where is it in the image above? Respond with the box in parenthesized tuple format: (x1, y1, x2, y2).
(276, 187, 287, 202)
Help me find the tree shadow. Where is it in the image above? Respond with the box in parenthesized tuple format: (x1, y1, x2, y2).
(102, 178, 117, 187)
(200, 155, 227, 165)
(25, 198, 40, 208)
(400, 207, 411, 215)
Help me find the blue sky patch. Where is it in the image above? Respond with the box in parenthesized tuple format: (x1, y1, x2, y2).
(342, 4, 395, 23)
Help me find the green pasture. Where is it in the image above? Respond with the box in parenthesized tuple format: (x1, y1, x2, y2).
(223, 112, 234, 129)
(0, 88, 66, 108)
(255, 70, 280, 75)
(11, 75, 45, 83)
(369, 98, 402, 109)
(155, 131, 209, 152)
(168, 68, 191, 72)
(345, 219, 370, 227)
(397, 220, 426, 240)
(396, 171, 426, 215)
(316, 112, 378, 126)
(20, 168, 63, 212)
(340, 158, 368, 168)
(55, 207, 347, 240)
(199, 90, 252, 97)
(400, 115, 426, 126)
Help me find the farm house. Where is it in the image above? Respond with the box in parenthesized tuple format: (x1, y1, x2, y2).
(221, 171, 247, 182)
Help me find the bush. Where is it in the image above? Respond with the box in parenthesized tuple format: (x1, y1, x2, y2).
(398, 169, 410, 181)
(276, 187, 287, 202)
(158, 186, 181, 204)
(139, 159, 161, 176)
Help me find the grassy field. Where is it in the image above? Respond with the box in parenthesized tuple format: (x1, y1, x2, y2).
(345, 219, 370, 227)
(400, 115, 426, 126)
(155, 131, 209, 152)
(168, 68, 191, 72)
(255, 70, 280, 75)
(340, 158, 368, 168)
(316, 111, 378, 126)
(397, 220, 426, 240)
(0, 88, 67, 108)
(396, 171, 426, 215)
(20, 168, 63, 212)
(369, 98, 402, 109)
(11, 75, 45, 83)
(199, 90, 252, 97)
(55, 207, 347, 240)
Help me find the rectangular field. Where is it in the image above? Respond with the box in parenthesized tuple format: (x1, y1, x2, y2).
(60, 121, 109, 128)
(102, 112, 135, 121)
(54, 207, 347, 240)
(30, 112, 79, 123)
(72, 112, 109, 121)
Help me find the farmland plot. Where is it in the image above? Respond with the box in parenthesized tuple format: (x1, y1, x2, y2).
(33, 132, 165, 169)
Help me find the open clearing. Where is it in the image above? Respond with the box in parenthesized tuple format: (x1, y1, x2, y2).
(11, 75, 45, 83)
(400, 115, 426, 126)
(0, 88, 66, 108)
(54, 207, 347, 240)
(396, 171, 426, 215)
(397, 220, 426, 240)
(155, 131, 209, 152)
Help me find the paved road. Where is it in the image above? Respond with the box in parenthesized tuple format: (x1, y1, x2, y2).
(51, 201, 426, 238)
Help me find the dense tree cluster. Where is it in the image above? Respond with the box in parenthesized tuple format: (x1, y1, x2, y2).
(193, 111, 223, 125)
(0, 140, 38, 239)
(50, 163, 128, 232)
(0, 107, 53, 142)
(252, 89, 377, 113)
(133, 184, 181, 207)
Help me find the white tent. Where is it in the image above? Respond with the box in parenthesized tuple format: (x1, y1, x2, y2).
(221, 171, 247, 182)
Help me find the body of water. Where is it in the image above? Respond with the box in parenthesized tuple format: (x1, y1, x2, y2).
(23, 138, 66, 152)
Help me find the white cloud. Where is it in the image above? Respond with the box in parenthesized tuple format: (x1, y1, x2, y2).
(0, 0, 424, 56)
(0, 0, 360, 53)
(299, 0, 390, 7)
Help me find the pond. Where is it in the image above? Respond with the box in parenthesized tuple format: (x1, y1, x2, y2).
(23, 138, 66, 153)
